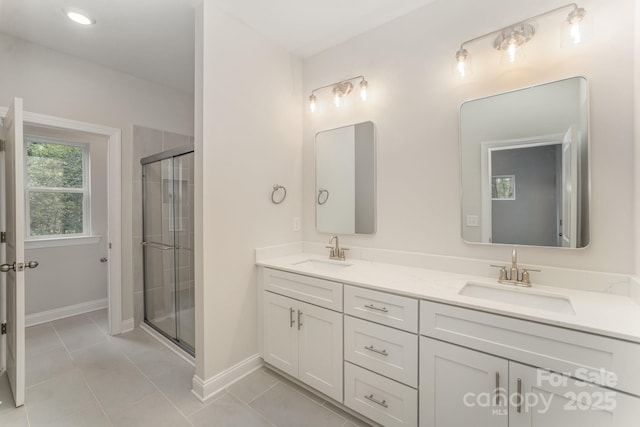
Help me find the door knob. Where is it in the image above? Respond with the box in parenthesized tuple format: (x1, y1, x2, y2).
(26, 261, 39, 269)
(0, 263, 14, 272)
(100, 258, 108, 263)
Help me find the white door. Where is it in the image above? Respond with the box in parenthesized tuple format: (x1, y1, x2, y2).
(561, 126, 579, 248)
(419, 337, 509, 427)
(509, 362, 640, 427)
(2, 98, 27, 407)
(297, 301, 343, 402)
(262, 291, 298, 378)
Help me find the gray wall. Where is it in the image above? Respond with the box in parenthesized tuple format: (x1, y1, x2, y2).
(491, 145, 560, 246)
(354, 122, 375, 234)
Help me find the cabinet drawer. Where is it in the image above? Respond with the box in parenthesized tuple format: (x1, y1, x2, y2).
(344, 285, 418, 332)
(344, 362, 418, 427)
(420, 300, 640, 396)
(345, 316, 418, 387)
(263, 268, 342, 311)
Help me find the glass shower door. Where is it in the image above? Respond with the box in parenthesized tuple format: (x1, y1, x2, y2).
(142, 158, 177, 340)
(173, 152, 194, 352)
(142, 147, 194, 355)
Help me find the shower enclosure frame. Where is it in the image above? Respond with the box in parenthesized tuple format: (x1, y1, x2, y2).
(141, 146, 195, 355)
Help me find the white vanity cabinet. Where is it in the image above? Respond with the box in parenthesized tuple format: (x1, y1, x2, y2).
(419, 301, 640, 427)
(343, 285, 419, 427)
(262, 269, 343, 402)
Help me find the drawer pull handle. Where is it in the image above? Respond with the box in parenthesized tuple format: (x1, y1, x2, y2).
(297, 310, 303, 330)
(516, 378, 522, 413)
(364, 304, 388, 313)
(365, 394, 388, 408)
(495, 372, 500, 406)
(364, 345, 388, 356)
(290, 308, 295, 328)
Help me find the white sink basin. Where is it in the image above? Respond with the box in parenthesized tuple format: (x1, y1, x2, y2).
(459, 282, 575, 314)
(291, 259, 353, 272)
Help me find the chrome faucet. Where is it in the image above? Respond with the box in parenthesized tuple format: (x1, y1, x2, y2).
(491, 249, 540, 287)
(326, 235, 349, 261)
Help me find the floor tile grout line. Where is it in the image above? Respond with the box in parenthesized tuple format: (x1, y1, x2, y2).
(226, 390, 278, 427)
(186, 389, 229, 419)
(240, 377, 281, 405)
(80, 372, 115, 427)
(243, 372, 351, 426)
(121, 352, 197, 426)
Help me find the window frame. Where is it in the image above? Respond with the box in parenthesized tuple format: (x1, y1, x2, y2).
(24, 135, 91, 241)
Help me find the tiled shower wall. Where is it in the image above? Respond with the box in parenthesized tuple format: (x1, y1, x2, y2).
(132, 125, 194, 327)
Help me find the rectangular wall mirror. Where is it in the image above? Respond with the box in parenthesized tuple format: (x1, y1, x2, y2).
(315, 121, 376, 234)
(460, 77, 589, 248)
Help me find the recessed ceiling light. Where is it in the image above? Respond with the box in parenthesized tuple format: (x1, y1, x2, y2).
(63, 9, 95, 25)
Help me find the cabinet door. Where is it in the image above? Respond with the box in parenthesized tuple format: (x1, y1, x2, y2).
(509, 362, 640, 427)
(263, 291, 298, 378)
(298, 301, 343, 402)
(420, 337, 508, 427)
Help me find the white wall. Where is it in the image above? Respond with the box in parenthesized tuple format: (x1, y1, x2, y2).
(635, 0, 640, 275)
(303, 0, 636, 274)
(0, 33, 194, 324)
(195, 3, 303, 383)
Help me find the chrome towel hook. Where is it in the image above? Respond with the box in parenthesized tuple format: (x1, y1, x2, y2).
(317, 188, 329, 205)
(271, 184, 287, 204)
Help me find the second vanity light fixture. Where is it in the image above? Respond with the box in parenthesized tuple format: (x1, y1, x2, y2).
(309, 76, 368, 113)
(455, 3, 588, 79)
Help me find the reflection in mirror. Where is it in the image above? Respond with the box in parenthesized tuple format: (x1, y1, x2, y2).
(315, 121, 376, 234)
(460, 77, 589, 248)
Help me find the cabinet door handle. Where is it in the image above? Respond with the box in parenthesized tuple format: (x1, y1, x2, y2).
(297, 310, 303, 330)
(364, 304, 388, 313)
(290, 308, 295, 328)
(517, 378, 522, 413)
(495, 372, 500, 406)
(364, 394, 388, 408)
(364, 345, 388, 356)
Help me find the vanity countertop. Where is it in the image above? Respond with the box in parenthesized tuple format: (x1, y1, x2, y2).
(257, 253, 640, 344)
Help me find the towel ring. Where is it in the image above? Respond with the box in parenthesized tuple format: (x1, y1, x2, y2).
(271, 184, 287, 204)
(317, 188, 329, 205)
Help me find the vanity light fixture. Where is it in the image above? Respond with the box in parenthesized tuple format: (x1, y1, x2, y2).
(63, 9, 96, 25)
(308, 75, 368, 112)
(454, 3, 587, 78)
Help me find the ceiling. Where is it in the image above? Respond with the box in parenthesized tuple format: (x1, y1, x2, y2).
(0, 0, 438, 94)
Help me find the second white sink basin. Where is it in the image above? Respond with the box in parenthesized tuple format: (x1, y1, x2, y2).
(459, 282, 575, 314)
(291, 259, 353, 272)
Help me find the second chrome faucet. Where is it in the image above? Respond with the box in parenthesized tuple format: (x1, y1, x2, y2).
(491, 249, 540, 287)
(326, 235, 349, 261)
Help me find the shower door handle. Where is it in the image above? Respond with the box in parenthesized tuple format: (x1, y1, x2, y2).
(141, 241, 175, 250)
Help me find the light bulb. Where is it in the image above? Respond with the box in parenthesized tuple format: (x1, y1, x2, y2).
(334, 93, 342, 107)
(507, 41, 517, 63)
(359, 80, 368, 102)
(565, 7, 587, 46)
(309, 94, 317, 113)
(455, 48, 469, 78)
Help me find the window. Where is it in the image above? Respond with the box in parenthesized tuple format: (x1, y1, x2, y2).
(491, 175, 516, 200)
(25, 137, 90, 239)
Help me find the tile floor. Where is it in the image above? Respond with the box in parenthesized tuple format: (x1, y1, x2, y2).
(0, 309, 373, 426)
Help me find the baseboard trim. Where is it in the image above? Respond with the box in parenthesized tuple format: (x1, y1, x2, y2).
(120, 318, 135, 333)
(26, 298, 108, 327)
(191, 354, 263, 402)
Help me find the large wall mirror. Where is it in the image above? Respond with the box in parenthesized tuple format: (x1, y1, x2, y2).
(460, 77, 589, 248)
(315, 121, 376, 234)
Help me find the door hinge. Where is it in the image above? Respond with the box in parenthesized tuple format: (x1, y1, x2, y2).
(0, 139, 5, 152)
(0, 232, 5, 243)
(1, 323, 6, 335)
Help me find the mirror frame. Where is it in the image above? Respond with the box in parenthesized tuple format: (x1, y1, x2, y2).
(459, 76, 591, 249)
